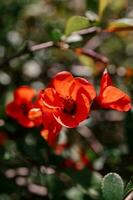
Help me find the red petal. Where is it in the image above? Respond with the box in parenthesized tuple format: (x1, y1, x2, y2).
(102, 94, 131, 111)
(53, 109, 79, 128)
(74, 90, 90, 122)
(99, 86, 131, 111)
(18, 115, 34, 128)
(41, 129, 49, 140)
(41, 121, 62, 147)
(53, 89, 90, 128)
(6, 103, 34, 127)
(101, 86, 129, 104)
(52, 71, 74, 97)
(72, 77, 96, 100)
(28, 108, 42, 126)
(40, 104, 61, 131)
(6, 102, 20, 119)
(41, 107, 54, 127)
(41, 88, 63, 108)
(14, 86, 36, 104)
(100, 70, 112, 93)
(28, 108, 42, 120)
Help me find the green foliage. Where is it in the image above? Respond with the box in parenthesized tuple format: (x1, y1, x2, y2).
(51, 29, 63, 42)
(65, 16, 90, 36)
(99, 0, 111, 18)
(101, 173, 124, 200)
(124, 177, 133, 198)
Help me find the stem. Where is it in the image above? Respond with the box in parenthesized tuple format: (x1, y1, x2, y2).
(0, 41, 54, 67)
(0, 27, 101, 67)
(30, 41, 54, 52)
(73, 26, 100, 35)
(82, 48, 109, 66)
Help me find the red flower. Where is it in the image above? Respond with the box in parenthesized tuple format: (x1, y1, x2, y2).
(40, 105, 62, 147)
(29, 93, 62, 147)
(6, 86, 41, 128)
(41, 71, 96, 128)
(93, 70, 131, 111)
(29, 71, 96, 145)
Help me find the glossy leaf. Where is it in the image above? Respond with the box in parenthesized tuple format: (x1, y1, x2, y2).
(101, 173, 124, 200)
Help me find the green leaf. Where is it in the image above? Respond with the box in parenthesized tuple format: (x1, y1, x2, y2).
(65, 16, 90, 36)
(106, 18, 133, 32)
(99, 0, 111, 17)
(101, 173, 124, 200)
(51, 29, 62, 42)
(124, 178, 133, 198)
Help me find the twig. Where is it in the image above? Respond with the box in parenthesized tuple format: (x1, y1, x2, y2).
(104, 26, 133, 33)
(73, 26, 100, 35)
(0, 41, 54, 67)
(75, 48, 109, 66)
(30, 41, 54, 52)
(0, 27, 100, 68)
(82, 48, 109, 66)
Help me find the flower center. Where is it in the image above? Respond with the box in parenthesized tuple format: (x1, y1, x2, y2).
(63, 96, 76, 115)
(21, 104, 29, 116)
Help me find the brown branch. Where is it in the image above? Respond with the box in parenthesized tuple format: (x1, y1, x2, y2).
(104, 26, 133, 33)
(0, 27, 100, 68)
(0, 41, 54, 67)
(30, 41, 54, 52)
(75, 48, 109, 66)
(82, 48, 109, 66)
(73, 26, 100, 35)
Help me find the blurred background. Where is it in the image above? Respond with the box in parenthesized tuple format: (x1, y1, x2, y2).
(0, 0, 133, 199)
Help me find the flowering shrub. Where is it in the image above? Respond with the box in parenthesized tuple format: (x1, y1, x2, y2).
(1, 1, 133, 199)
(6, 70, 131, 147)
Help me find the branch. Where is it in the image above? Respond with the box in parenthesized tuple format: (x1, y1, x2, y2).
(0, 27, 100, 68)
(0, 41, 54, 67)
(75, 48, 109, 66)
(73, 26, 100, 35)
(82, 48, 109, 65)
(30, 41, 54, 52)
